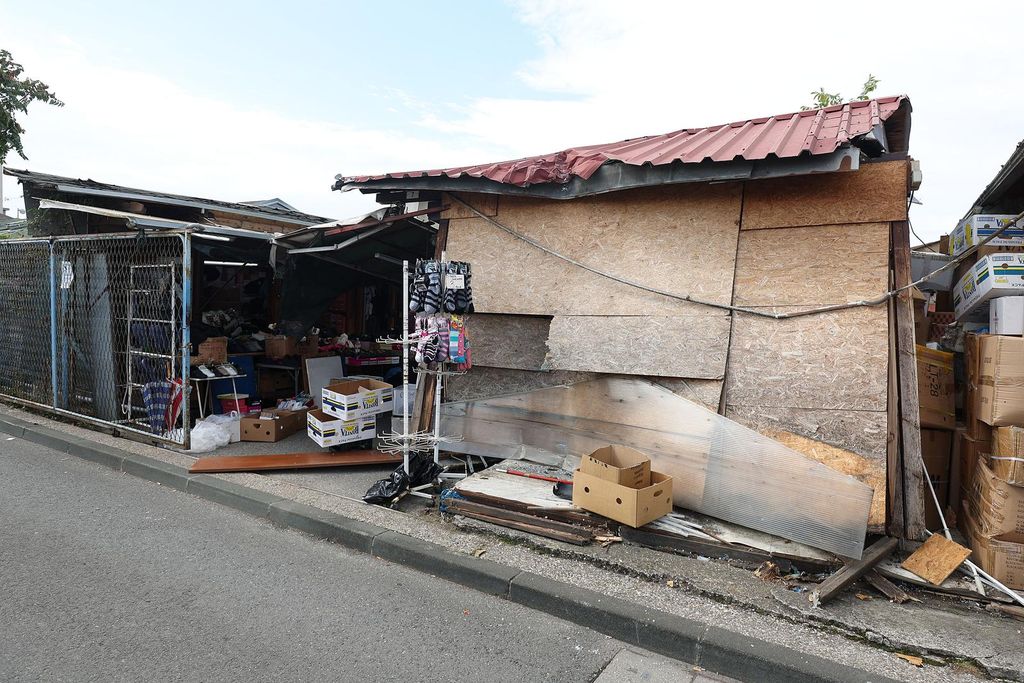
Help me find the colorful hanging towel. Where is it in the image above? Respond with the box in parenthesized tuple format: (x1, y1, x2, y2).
(142, 380, 174, 434)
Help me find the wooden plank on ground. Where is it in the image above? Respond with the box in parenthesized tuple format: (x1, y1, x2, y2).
(810, 536, 899, 607)
(188, 450, 401, 473)
(900, 535, 971, 586)
(864, 569, 916, 603)
(446, 499, 594, 537)
(454, 508, 591, 545)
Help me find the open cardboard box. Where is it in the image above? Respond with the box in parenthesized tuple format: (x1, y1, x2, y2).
(306, 408, 376, 448)
(322, 378, 394, 420)
(573, 445, 673, 528)
(239, 408, 309, 443)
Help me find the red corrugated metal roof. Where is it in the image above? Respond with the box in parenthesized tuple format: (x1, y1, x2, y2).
(343, 96, 907, 188)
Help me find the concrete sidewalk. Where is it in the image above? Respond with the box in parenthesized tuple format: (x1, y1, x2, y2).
(1, 403, 1020, 682)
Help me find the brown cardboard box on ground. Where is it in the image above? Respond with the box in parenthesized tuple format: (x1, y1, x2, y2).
(580, 445, 652, 487)
(921, 429, 952, 530)
(993, 427, 1024, 486)
(573, 445, 673, 528)
(916, 345, 955, 430)
(978, 335, 1024, 426)
(240, 408, 309, 442)
(961, 506, 1024, 590)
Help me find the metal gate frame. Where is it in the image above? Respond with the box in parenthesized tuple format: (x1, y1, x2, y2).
(0, 231, 191, 448)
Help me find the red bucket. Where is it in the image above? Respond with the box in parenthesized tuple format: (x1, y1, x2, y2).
(218, 393, 249, 414)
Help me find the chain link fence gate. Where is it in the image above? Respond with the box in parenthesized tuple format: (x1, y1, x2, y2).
(0, 232, 191, 448)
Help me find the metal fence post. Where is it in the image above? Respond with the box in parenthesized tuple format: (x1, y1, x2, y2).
(180, 233, 192, 450)
(48, 241, 58, 409)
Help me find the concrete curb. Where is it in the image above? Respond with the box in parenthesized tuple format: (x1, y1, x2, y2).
(0, 414, 900, 683)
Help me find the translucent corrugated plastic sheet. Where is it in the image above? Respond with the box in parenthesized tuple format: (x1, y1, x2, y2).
(441, 377, 873, 558)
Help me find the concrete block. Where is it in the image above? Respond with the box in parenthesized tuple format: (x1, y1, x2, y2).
(269, 500, 386, 553)
(373, 530, 520, 596)
(121, 454, 193, 491)
(508, 571, 640, 645)
(186, 475, 285, 519)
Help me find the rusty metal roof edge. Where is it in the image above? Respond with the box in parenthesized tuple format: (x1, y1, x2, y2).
(339, 149, 861, 200)
(335, 96, 909, 193)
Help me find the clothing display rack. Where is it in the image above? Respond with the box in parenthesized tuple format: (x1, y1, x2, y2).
(377, 254, 470, 483)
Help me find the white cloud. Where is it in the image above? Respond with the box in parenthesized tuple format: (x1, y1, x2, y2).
(0, 40, 500, 219)
(425, 0, 1024, 241)
(4, 4, 1024, 243)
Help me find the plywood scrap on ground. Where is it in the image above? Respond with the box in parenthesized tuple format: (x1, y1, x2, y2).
(441, 377, 873, 558)
(901, 535, 972, 586)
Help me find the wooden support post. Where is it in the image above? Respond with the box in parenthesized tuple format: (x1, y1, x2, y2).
(810, 536, 899, 607)
(891, 219, 927, 539)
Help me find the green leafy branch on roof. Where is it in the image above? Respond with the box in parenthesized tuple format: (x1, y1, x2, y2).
(801, 74, 879, 111)
(0, 48, 63, 164)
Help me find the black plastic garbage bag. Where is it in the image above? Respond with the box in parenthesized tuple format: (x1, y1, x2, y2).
(363, 453, 442, 505)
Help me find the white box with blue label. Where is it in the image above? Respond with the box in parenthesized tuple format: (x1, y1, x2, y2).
(949, 214, 1024, 257)
(954, 253, 1024, 320)
(322, 378, 394, 420)
(307, 408, 376, 447)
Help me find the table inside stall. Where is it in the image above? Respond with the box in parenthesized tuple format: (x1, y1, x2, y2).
(343, 355, 401, 379)
(191, 353, 259, 416)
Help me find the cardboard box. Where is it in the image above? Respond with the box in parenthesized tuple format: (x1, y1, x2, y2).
(978, 335, 1024, 426)
(265, 335, 297, 359)
(916, 346, 955, 430)
(990, 296, 1024, 335)
(572, 445, 673, 528)
(953, 253, 1024, 321)
(921, 429, 952, 530)
(958, 432, 991, 502)
(322, 378, 394, 420)
(968, 460, 1024, 538)
(240, 408, 308, 442)
(993, 426, 1024, 486)
(580, 445, 652, 488)
(306, 408, 376, 448)
(295, 334, 321, 357)
(949, 214, 1024, 257)
(961, 504, 1024, 590)
(195, 336, 228, 364)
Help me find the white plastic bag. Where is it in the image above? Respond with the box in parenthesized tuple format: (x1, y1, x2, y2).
(204, 411, 241, 443)
(188, 417, 232, 453)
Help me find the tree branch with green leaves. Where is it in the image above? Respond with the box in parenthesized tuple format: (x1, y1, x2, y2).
(0, 49, 63, 163)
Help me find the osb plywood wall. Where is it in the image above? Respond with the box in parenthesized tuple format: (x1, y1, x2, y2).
(443, 159, 909, 528)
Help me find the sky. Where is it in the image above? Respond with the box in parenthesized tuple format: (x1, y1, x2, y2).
(1, 0, 1023, 242)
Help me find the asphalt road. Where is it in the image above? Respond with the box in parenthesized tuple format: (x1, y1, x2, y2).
(0, 436, 728, 683)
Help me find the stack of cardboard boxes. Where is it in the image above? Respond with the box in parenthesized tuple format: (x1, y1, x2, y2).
(916, 345, 956, 530)
(946, 214, 1024, 589)
(307, 378, 393, 448)
(960, 333, 1024, 589)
